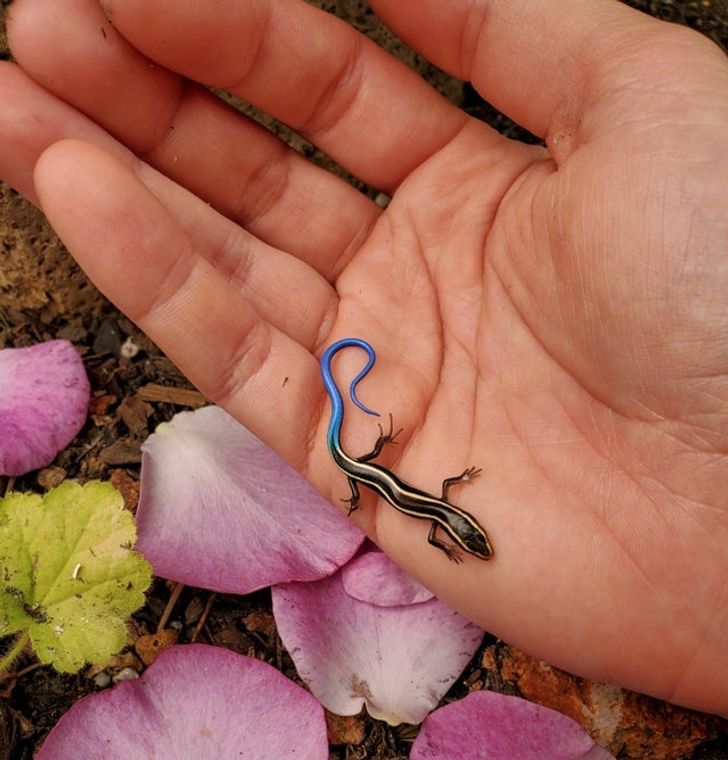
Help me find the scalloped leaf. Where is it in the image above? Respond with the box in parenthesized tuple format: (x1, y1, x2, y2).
(0, 481, 152, 672)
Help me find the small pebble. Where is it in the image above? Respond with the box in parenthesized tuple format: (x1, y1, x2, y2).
(93, 320, 123, 356)
(112, 667, 140, 683)
(86, 650, 141, 679)
(93, 672, 112, 689)
(120, 337, 140, 359)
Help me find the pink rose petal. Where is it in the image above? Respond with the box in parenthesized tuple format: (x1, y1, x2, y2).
(410, 690, 615, 760)
(341, 550, 434, 606)
(272, 555, 483, 725)
(38, 644, 328, 760)
(0, 340, 89, 476)
(136, 406, 363, 593)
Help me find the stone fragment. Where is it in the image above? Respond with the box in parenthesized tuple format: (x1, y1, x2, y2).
(482, 644, 725, 760)
(134, 629, 179, 666)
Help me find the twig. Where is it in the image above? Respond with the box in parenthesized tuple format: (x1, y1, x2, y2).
(190, 593, 216, 643)
(157, 582, 185, 632)
(136, 384, 207, 408)
(0, 661, 42, 683)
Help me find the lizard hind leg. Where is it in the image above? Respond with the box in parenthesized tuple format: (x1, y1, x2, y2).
(342, 477, 361, 516)
(357, 412, 404, 463)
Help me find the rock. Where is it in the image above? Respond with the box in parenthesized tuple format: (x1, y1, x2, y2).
(93, 672, 112, 689)
(482, 643, 726, 760)
(134, 629, 179, 666)
(113, 667, 140, 683)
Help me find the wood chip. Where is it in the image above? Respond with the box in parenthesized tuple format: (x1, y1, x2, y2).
(89, 393, 117, 417)
(36, 465, 67, 490)
(136, 383, 207, 407)
(119, 395, 153, 435)
(99, 440, 142, 465)
(109, 469, 140, 511)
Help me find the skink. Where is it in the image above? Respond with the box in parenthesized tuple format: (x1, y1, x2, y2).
(320, 338, 493, 562)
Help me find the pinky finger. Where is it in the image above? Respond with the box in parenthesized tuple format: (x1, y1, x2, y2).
(33, 139, 322, 466)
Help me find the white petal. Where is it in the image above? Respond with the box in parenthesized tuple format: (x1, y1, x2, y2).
(273, 565, 483, 725)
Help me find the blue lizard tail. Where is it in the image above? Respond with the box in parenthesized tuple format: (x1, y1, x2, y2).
(321, 338, 381, 451)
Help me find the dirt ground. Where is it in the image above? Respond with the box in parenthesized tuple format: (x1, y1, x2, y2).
(1, 1, 728, 758)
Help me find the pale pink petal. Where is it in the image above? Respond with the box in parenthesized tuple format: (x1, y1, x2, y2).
(136, 406, 363, 593)
(0, 340, 89, 476)
(410, 690, 615, 760)
(37, 644, 328, 759)
(341, 550, 434, 606)
(272, 563, 483, 725)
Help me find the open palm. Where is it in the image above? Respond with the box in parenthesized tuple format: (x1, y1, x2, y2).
(2, 0, 727, 716)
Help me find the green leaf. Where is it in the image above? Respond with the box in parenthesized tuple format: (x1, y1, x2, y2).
(0, 481, 152, 672)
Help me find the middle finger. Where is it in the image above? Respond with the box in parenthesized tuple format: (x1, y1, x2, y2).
(95, 0, 470, 192)
(7, 0, 380, 279)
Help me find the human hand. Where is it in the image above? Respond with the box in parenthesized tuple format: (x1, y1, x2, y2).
(1, 0, 727, 717)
